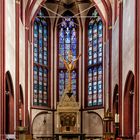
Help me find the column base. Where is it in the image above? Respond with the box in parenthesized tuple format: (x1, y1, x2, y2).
(136, 131, 140, 140)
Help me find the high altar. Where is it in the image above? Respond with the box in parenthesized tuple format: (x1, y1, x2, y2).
(54, 51, 85, 140)
(54, 90, 85, 139)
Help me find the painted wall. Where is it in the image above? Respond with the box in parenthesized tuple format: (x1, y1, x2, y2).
(32, 111, 53, 138)
(83, 109, 104, 137)
(5, 0, 16, 131)
(122, 0, 135, 134)
(5, 0, 16, 91)
(112, 19, 119, 98)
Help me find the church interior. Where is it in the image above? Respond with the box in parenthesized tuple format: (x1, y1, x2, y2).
(0, 0, 140, 139)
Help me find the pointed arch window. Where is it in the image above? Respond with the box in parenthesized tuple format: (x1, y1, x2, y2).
(86, 9, 103, 107)
(33, 9, 50, 107)
(58, 17, 78, 100)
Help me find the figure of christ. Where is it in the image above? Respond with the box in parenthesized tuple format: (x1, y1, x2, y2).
(59, 50, 81, 92)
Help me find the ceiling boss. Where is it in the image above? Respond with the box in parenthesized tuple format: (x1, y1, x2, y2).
(59, 50, 81, 95)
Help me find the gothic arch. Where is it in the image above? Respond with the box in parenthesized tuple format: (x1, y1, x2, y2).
(5, 71, 14, 134)
(123, 71, 134, 137)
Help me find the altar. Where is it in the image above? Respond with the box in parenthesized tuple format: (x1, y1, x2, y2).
(56, 90, 80, 134)
(55, 51, 83, 140)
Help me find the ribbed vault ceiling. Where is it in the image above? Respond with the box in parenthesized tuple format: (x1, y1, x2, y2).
(25, 0, 112, 24)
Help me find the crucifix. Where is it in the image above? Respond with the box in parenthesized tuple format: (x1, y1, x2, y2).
(59, 50, 81, 94)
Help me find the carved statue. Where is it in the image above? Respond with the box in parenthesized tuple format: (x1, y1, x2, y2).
(59, 50, 81, 92)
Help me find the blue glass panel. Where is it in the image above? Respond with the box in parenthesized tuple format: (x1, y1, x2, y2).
(93, 68, 97, 101)
(42, 20, 47, 26)
(39, 67, 43, 105)
(88, 95, 92, 106)
(93, 68, 97, 79)
(71, 43, 76, 50)
(98, 66, 102, 105)
(98, 22, 103, 64)
(65, 72, 68, 88)
(93, 39, 97, 46)
(88, 69, 93, 98)
(43, 26, 47, 38)
(39, 24, 43, 64)
(43, 69, 48, 105)
(93, 52, 97, 64)
(59, 44, 65, 68)
(88, 24, 93, 35)
(93, 23, 97, 38)
(44, 28, 47, 36)
(98, 21, 103, 32)
(93, 93, 97, 105)
(88, 68, 92, 82)
(93, 23, 97, 33)
(59, 71, 65, 97)
(72, 70, 76, 95)
(88, 25, 92, 42)
(65, 27, 70, 43)
(69, 19, 75, 28)
(71, 28, 77, 43)
(65, 44, 70, 52)
(33, 66, 38, 105)
(98, 93, 102, 105)
(71, 48, 76, 56)
(34, 22, 38, 63)
(59, 28, 64, 43)
(88, 49, 92, 65)
(88, 41, 92, 48)
(43, 25, 48, 66)
(93, 23, 98, 69)
(35, 17, 40, 22)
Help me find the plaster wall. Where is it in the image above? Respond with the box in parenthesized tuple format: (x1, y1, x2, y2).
(122, 0, 135, 134)
(5, 0, 16, 92)
(32, 111, 53, 138)
(5, 0, 16, 130)
(19, 19, 26, 125)
(112, 19, 119, 98)
(83, 109, 104, 136)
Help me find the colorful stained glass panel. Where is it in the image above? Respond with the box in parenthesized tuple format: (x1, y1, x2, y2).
(33, 11, 49, 106)
(87, 11, 103, 107)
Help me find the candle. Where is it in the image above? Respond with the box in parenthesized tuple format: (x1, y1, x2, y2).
(57, 113, 59, 128)
(115, 113, 119, 123)
(19, 108, 22, 120)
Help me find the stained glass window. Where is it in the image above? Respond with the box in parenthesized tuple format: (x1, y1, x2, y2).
(33, 9, 49, 106)
(87, 9, 103, 107)
(58, 17, 78, 100)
